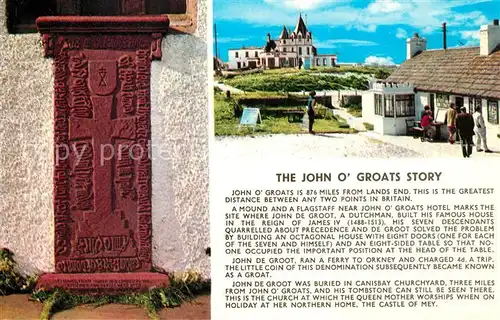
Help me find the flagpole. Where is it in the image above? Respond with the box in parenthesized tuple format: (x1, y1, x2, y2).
(214, 23, 218, 60)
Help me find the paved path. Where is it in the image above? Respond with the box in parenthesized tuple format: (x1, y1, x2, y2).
(214, 132, 500, 160)
(214, 82, 244, 94)
(333, 107, 367, 132)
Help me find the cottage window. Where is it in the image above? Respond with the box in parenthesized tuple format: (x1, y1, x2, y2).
(487, 100, 499, 124)
(7, 0, 196, 33)
(374, 94, 383, 116)
(395, 95, 415, 117)
(384, 95, 394, 117)
(435, 94, 449, 109)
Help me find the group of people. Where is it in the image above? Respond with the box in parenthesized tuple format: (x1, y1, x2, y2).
(444, 103, 492, 158)
(308, 92, 493, 159)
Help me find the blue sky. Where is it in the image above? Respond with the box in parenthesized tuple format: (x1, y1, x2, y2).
(213, 0, 499, 65)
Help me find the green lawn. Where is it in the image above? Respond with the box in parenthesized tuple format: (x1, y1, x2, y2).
(363, 122, 374, 131)
(214, 92, 357, 136)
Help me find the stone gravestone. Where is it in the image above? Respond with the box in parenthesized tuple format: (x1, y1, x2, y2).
(35, 16, 170, 295)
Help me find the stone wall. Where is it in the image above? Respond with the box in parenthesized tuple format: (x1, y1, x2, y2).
(0, 1, 210, 278)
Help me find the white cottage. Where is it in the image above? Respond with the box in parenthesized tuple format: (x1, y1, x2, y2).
(362, 82, 416, 136)
(363, 19, 500, 142)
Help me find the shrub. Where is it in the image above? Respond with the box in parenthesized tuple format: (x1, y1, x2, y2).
(224, 73, 369, 92)
(33, 270, 210, 320)
(0, 248, 36, 295)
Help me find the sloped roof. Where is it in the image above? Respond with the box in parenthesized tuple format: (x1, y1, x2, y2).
(279, 25, 289, 39)
(386, 46, 500, 99)
(264, 40, 277, 52)
(293, 13, 308, 36)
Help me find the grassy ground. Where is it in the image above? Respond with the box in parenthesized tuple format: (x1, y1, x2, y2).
(214, 92, 356, 136)
(255, 65, 394, 76)
(223, 72, 370, 92)
(363, 122, 374, 131)
(344, 104, 362, 118)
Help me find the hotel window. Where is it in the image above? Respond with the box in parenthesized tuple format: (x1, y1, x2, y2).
(299, 47, 302, 55)
(245, 51, 249, 58)
(307, 47, 310, 55)
(7, 0, 196, 33)
(255, 51, 258, 57)
(283, 48, 287, 52)
(283, 40, 286, 44)
(384, 95, 394, 117)
(395, 95, 415, 117)
(436, 94, 450, 109)
(323, 58, 326, 66)
(374, 94, 383, 116)
(487, 100, 499, 124)
(235, 52, 239, 58)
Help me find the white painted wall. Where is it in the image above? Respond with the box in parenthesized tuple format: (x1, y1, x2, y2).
(361, 92, 375, 123)
(0, 0, 210, 278)
(228, 49, 262, 70)
(416, 92, 429, 120)
(480, 23, 500, 56)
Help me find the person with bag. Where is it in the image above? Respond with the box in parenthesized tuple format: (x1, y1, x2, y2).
(473, 106, 493, 153)
(445, 103, 457, 144)
(307, 91, 316, 134)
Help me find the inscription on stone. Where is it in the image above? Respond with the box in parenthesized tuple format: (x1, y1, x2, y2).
(36, 15, 169, 293)
(48, 35, 156, 273)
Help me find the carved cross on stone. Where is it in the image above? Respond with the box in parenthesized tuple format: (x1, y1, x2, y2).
(35, 16, 170, 295)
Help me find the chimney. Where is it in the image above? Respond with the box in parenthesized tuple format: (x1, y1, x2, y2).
(442, 22, 447, 49)
(480, 19, 500, 55)
(406, 32, 427, 60)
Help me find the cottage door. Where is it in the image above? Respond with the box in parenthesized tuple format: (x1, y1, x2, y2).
(429, 94, 435, 117)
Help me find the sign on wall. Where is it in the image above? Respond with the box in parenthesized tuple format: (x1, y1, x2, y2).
(488, 100, 499, 124)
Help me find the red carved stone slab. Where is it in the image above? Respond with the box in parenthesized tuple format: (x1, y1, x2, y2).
(37, 273, 170, 295)
(35, 16, 169, 294)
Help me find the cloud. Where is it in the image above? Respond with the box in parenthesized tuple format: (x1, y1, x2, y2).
(364, 56, 396, 66)
(458, 30, 481, 46)
(263, 0, 328, 11)
(396, 28, 407, 39)
(215, 0, 491, 36)
(216, 37, 251, 44)
(315, 39, 378, 49)
(367, 0, 403, 14)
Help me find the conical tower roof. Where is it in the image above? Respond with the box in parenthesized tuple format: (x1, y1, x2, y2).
(293, 13, 308, 36)
(279, 25, 289, 39)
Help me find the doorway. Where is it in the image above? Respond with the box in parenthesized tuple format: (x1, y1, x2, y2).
(429, 93, 435, 116)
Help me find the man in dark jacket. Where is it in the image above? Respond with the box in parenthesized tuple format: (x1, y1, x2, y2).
(455, 106, 475, 158)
